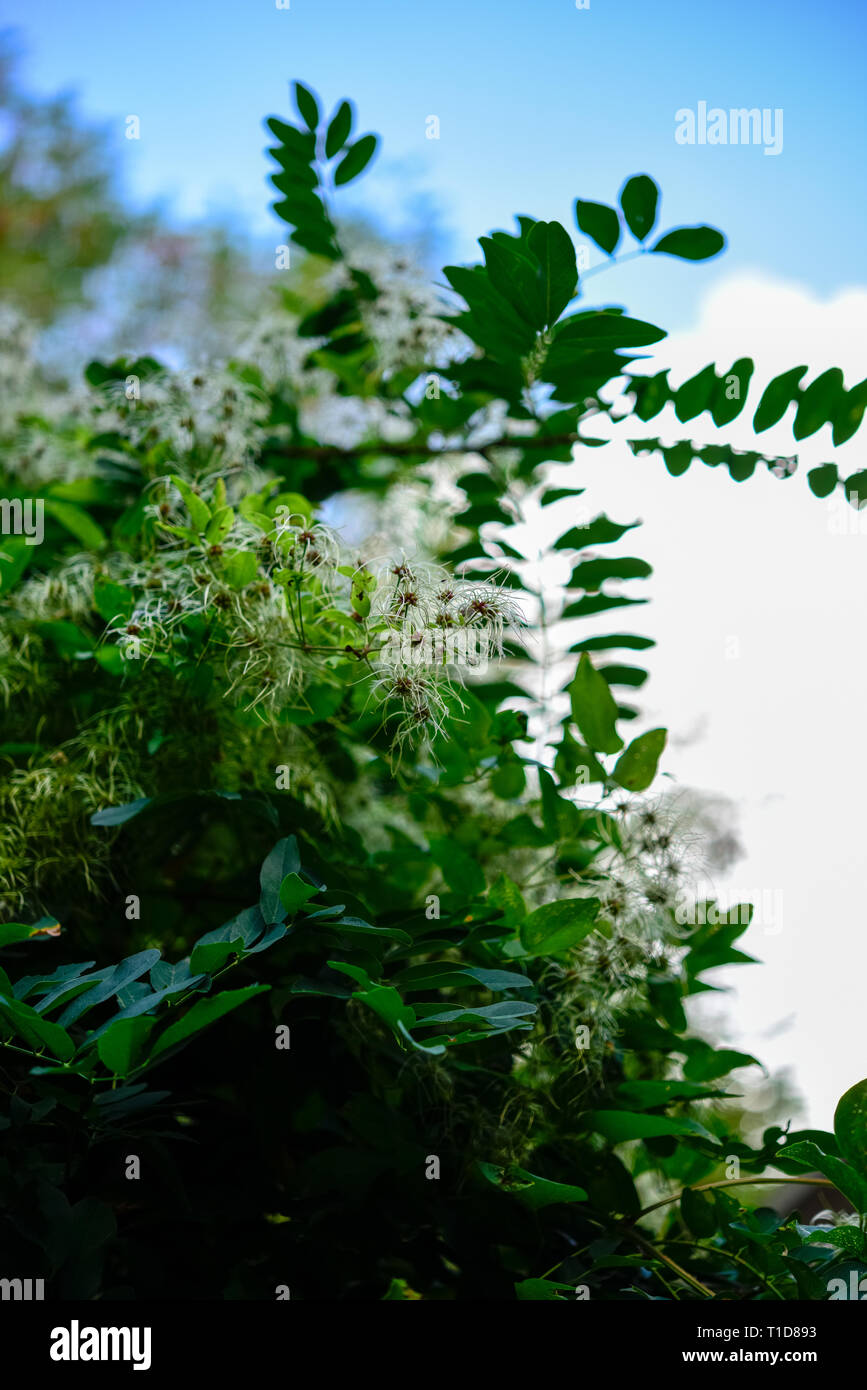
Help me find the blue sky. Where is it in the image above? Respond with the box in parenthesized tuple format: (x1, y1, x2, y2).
(4, 0, 866, 329)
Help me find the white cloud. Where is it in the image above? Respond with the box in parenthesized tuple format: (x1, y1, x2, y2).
(552, 274, 867, 1126)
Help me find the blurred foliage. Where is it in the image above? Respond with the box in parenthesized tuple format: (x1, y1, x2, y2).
(0, 38, 131, 321)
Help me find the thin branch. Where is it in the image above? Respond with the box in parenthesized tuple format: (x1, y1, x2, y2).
(268, 431, 591, 464)
(579, 247, 648, 281)
(624, 1224, 715, 1299)
(663, 1238, 786, 1300)
(631, 1175, 836, 1225)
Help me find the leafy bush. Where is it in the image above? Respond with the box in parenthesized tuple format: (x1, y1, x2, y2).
(1, 81, 866, 1301)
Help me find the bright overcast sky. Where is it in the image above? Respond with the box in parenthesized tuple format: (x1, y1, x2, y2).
(573, 274, 867, 1131)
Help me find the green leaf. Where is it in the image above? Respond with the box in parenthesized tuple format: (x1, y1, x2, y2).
(752, 366, 807, 432)
(428, 837, 486, 899)
(319, 917, 410, 945)
(56, 950, 161, 1027)
(93, 579, 134, 624)
(613, 728, 667, 791)
(478, 1161, 587, 1210)
(0, 993, 75, 1060)
(711, 358, 754, 426)
(391, 961, 527, 995)
(381, 1277, 423, 1299)
(395, 1017, 447, 1055)
(394, 961, 531, 993)
(0, 535, 34, 593)
(778, 1140, 867, 1215)
(569, 556, 652, 589)
(520, 898, 600, 956)
(806, 1227, 865, 1256)
(327, 961, 374, 990)
(417, 1000, 535, 1028)
(568, 653, 623, 753)
(675, 364, 717, 422)
(683, 1045, 761, 1081)
(835, 1078, 867, 1175)
(91, 797, 152, 827)
(651, 226, 726, 260)
(616, 1079, 724, 1108)
(619, 174, 659, 242)
(33, 620, 94, 659)
(0, 922, 60, 948)
(150, 985, 270, 1062)
(807, 464, 838, 498)
(590, 1110, 707, 1142)
(259, 837, 301, 923)
(13, 959, 95, 1002)
(149, 959, 202, 992)
(34, 974, 106, 1016)
(443, 264, 537, 359)
(42, 500, 106, 550)
(527, 220, 578, 325)
(355, 983, 413, 1032)
(553, 513, 640, 551)
(834, 379, 867, 445)
(293, 81, 320, 132)
(267, 118, 316, 159)
(487, 874, 527, 930)
(282, 679, 343, 726)
(554, 312, 665, 349)
(515, 1278, 574, 1301)
(333, 134, 378, 186)
(630, 369, 671, 421)
(793, 368, 845, 440)
(681, 1186, 719, 1238)
(478, 238, 544, 329)
(554, 730, 607, 786)
(574, 199, 621, 255)
(325, 100, 353, 158)
(278, 872, 319, 916)
(170, 475, 211, 532)
(350, 574, 372, 618)
(96, 1016, 154, 1077)
(204, 506, 234, 544)
(571, 633, 655, 654)
(843, 470, 867, 508)
(189, 938, 245, 977)
(491, 762, 525, 798)
(221, 549, 259, 589)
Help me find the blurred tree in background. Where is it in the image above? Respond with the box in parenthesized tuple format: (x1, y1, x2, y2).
(0, 36, 131, 321)
(0, 35, 279, 369)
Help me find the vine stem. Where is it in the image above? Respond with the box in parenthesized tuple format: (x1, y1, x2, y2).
(534, 1228, 715, 1300)
(578, 247, 648, 281)
(0, 1039, 95, 1082)
(663, 1238, 785, 1300)
(622, 1224, 714, 1299)
(269, 430, 597, 464)
(630, 1175, 835, 1224)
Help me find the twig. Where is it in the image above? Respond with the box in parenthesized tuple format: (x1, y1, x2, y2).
(631, 1176, 835, 1224)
